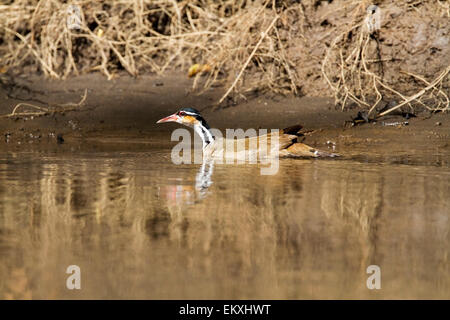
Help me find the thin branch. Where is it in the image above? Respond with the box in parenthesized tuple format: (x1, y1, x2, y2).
(218, 16, 279, 105)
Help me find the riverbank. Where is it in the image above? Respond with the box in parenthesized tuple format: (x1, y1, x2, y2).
(0, 72, 449, 165)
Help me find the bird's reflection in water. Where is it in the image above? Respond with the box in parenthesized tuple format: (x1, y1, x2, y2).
(1, 149, 449, 299)
(161, 158, 214, 207)
(195, 159, 214, 199)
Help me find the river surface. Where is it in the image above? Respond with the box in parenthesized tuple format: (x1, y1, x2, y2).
(0, 136, 449, 299)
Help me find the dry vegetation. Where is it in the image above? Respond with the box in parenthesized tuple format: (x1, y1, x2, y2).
(0, 0, 449, 116)
(321, 1, 449, 117)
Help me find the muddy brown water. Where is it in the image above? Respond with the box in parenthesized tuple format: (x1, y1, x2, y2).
(0, 133, 449, 299)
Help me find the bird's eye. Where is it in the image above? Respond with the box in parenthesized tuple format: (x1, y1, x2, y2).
(178, 111, 185, 116)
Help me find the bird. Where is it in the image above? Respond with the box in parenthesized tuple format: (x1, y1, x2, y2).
(156, 107, 339, 160)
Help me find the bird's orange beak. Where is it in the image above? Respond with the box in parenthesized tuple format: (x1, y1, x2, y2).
(156, 113, 179, 124)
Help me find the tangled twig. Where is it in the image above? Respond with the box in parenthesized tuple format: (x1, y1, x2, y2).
(218, 15, 279, 105)
(321, 3, 449, 117)
(378, 66, 450, 117)
(0, 89, 87, 119)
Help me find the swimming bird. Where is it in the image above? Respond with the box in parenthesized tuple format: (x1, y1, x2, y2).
(156, 107, 338, 159)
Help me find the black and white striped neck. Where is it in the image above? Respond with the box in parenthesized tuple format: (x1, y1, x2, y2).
(176, 108, 214, 149)
(193, 120, 214, 149)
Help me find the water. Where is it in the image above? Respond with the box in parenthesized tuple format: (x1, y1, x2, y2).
(0, 140, 449, 299)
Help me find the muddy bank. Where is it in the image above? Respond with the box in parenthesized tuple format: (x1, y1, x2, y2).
(0, 72, 449, 163)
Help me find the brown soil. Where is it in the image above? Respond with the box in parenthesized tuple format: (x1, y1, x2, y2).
(1, 1, 448, 108)
(0, 72, 449, 163)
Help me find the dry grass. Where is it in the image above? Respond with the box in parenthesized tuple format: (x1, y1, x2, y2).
(321, 0, 449, 116)
(0, 0, 449, 114)
(0, 1, 301, 97)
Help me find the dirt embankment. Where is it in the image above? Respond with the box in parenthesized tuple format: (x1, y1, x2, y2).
(0, 2, 449, 156)
(1, 1, 449, 115)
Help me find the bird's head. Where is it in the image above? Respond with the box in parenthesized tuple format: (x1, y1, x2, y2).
(156, 107, 208, 128)
(157, 107, 214, 148)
